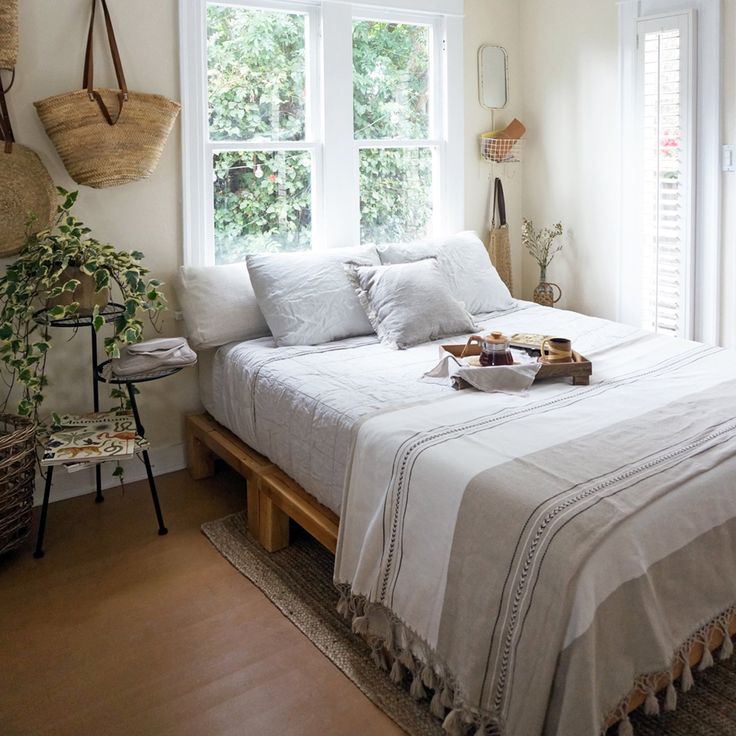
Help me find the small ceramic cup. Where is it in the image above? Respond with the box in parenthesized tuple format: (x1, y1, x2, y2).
(541, 337, 573, 363)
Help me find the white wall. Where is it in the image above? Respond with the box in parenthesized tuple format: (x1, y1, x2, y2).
(7, 0, 521, 501)
(519, 0, 620, 317)
(463, 0, 523, 297)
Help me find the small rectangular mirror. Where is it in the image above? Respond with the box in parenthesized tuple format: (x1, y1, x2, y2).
(478, 45, 508, 110)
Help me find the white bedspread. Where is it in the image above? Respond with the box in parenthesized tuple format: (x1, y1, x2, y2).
(202, 303, 641, 513)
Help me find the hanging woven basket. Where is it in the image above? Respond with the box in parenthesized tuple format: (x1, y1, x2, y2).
(0, 0, 18, 71)
(0, 70, 57, 257)
(0, 414, 36, 556)
(34, 0, 180, 188)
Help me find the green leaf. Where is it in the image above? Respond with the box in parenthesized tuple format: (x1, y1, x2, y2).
(94, 269, 110, 291)
(47, 305, 65, 318)
(93, 315, 104, 332)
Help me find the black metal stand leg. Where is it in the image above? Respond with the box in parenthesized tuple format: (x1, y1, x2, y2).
(95, 463, 104, 503)
(127, 383, 167, 536)
(33, 467, 54, 559)
(142, 449, 167, 535)
(91, 326, 104, 504)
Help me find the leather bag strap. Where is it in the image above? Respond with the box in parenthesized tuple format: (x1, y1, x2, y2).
(495, 177, 507, 228)
(0, 77, 14, 153)
(82, 0, 128, 126)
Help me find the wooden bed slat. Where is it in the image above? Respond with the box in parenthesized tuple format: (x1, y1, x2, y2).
(185, 413, 338, 553)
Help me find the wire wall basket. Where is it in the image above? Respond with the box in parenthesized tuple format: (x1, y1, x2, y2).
(479, 136, 524, 164)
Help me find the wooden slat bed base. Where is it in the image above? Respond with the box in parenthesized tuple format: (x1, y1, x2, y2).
(187, 413, 736, 727)
(186, 413, 339, 553)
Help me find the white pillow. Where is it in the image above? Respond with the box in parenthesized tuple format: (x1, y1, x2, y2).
(176, 263, 269, 350)
(376, 231, 515, 315)
(347, 259, 477, 349)
(246, 246, 380, 346)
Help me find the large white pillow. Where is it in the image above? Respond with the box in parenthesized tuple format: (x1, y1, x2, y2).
(347, 258, 477, 349)
(376, 231, 515, 315)
(246, 246, 380, 346)
(176, 263, 270, 350)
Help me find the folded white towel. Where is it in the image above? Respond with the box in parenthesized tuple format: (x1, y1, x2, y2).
(422, 350, 541, 393)
(105, 337, 197, 379)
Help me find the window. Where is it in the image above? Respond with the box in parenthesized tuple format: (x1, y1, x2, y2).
(618, 1, 721, 344)
(180, 0, 464, 266)
(207, 4, 317, 263)
(638, 16, 693, 337)
(353, 20, 436, 243)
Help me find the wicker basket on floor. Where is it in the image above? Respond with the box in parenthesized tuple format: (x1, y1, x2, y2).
(0, 414, 36, 555)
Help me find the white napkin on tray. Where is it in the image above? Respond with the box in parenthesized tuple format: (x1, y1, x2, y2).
(422, 348, 541, 393)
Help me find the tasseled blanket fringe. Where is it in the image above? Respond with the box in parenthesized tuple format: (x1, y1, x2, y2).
(335, 583, 504, 736)
(337, 585, 735, 736)
(603, 603, 736, 736)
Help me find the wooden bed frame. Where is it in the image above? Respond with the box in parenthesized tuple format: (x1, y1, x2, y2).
(186, 413, 338, 553)
(186, 411, 736, 726)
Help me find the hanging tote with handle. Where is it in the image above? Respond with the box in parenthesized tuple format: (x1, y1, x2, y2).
(487, 177, 513, 293)
(33, 0, 180, 188)
(0, 0, 18, 71)
(0, 77, 56, 257)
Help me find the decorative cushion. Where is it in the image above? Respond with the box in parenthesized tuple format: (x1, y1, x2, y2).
(246, 246, 380, 346)
(176, 263, 269, 350)
(376, 231, 515, 315)
(347, 258, 477, 349)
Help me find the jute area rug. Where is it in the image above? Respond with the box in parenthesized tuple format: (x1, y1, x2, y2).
(202, 513, 736, 736)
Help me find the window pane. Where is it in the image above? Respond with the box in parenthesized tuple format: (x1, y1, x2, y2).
(207, 5, 306, 142)
(641, 28, 684, 337)
(359, 148, 433, 243)
(353, 21, 430, 140)
(213, 150, 312, 263)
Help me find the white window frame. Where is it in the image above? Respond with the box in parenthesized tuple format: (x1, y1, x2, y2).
(618, 0, 721, 343)
(179, 0, 464, 266)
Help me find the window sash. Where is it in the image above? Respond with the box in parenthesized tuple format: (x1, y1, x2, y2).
(180, 0, 463, 266)
(635, 13, 695, 338)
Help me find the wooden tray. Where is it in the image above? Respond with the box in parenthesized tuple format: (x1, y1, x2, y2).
(441, 345, 592, 386)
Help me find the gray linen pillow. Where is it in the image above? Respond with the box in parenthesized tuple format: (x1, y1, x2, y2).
(247, 246, 379, 346)
(347, 259, 477, 349)
(376, 231, 515, 315)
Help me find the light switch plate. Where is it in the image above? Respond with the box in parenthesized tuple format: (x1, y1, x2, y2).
(724, 145, 736, 172)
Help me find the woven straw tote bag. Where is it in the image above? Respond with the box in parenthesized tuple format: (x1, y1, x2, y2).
(0, 0, 18, 71)
(34, 0, 180, 189)
(0, 79, 56, 258)
(486, 177, 513, 294)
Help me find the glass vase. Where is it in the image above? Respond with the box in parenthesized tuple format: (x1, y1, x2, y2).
(532, 266, 561, 308)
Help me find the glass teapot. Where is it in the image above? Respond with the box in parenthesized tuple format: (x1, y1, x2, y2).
(462, 330, 514, 367)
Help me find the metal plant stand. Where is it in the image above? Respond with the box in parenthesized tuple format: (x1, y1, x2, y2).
(32, 304, 175, 558)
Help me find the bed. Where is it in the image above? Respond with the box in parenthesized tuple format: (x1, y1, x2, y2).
(188, 301, 736, 736)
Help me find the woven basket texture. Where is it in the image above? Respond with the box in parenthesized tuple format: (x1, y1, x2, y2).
(34, 89, 180, 188)
(0, 143, 57, 257)
(488, 226, 513, 294)
(0, 414, 35, 556)
(0, 0, 18, 70)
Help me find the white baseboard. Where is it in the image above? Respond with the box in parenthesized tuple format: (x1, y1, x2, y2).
(33, 443, 187, 506)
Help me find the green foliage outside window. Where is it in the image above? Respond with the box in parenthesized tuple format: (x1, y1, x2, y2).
(207, 7, 433, 263)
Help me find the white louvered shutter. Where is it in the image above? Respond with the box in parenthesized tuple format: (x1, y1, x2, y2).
(637, 14, 694, 338)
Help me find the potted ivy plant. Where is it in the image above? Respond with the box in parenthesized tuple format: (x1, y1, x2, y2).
(0, 188, 167, 421)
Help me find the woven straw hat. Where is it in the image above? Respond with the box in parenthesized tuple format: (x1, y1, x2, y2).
(0, 144, 56, 257)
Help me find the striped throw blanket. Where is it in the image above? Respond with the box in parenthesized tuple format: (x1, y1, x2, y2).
(335, 323, 736, 736)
